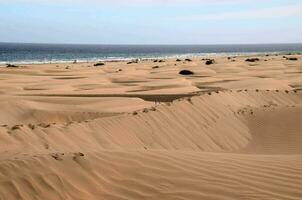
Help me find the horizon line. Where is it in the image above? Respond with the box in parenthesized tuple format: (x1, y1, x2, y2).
(1, 41, 302, 46)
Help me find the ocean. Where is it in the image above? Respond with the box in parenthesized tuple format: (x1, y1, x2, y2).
(0, 43, 302, 64)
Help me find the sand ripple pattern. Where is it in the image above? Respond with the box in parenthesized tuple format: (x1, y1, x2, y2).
(0, 90, 302, 199)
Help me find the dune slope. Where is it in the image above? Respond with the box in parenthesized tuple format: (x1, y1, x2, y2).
(0, 90, 302, 199)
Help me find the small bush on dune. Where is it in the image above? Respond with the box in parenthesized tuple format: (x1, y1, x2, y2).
(245, 58, 260, 62)
(179, 70, 194, 75)
(205, 59, 215, 65)
(6, 64, 19, 68)
(94, 62, 105, 66)
(287, 57, 298, 61)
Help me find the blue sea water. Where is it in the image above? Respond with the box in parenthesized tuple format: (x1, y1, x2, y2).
(0, 43, 302, 64)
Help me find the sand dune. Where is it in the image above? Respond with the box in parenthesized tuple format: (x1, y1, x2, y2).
(2, 151, 302, 200)
(0, 55, 302, 199)
(0, 96, 153, 126)
(0, 90, 301, 199)
(1, 90, 301, 152)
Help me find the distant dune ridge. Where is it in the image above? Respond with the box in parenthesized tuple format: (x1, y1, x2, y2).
(0, 54, 302, 199)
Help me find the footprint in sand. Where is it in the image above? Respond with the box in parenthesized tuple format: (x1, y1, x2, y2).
(44, 143, 49, 149)
(11, 125, 22, 130)
(38, 123, 51, 128)
(28, 124, 35, 130)
(72, 152, 85, 161)
(51, 153, 64, 161)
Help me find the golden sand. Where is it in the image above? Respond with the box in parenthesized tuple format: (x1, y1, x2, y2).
(0, 55, 301, 199)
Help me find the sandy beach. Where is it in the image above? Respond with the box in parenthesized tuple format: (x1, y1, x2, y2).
(0, 54, 302, 199)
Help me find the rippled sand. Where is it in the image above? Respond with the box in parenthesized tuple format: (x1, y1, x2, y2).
(0, 54, 302, 199)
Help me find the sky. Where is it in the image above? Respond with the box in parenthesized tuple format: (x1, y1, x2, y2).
(0, 0, 301, 44)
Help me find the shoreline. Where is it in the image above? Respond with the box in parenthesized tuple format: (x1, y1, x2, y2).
(0, 51, 301, 66)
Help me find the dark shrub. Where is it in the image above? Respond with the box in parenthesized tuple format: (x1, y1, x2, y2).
(6, 64, 19, 68)
(287, 57, 298, 61)
(245, 58, 260, 62)
(94, 62, 105, 66)
(205, 59, 215, 65)
(179, 70, 194, 75)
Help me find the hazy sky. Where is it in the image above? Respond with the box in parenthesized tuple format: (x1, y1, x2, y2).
(0, 0, 301, 44)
